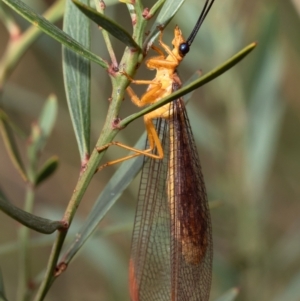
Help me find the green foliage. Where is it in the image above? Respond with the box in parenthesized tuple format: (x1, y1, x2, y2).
(63, 0, 91, 159)
(72, 0, 140, 49)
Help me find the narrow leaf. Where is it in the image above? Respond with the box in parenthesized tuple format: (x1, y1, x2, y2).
(63, 0, 91, 159)
(0, 110, 28, 182)
(247, 46, 284, 200)
(246, 10, 284, 201)
(1, 0, 108, 68)
(38, 95, 58, 142)
(0, 193, 65, 234)
(122, 42, 257, 127)
(27, 95, 58, 163)
(35, 156, 59, 186)
(26, 95, 58, 183)
(72, 0, 140, 50)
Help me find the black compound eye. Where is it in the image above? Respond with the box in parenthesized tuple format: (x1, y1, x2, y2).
(179, 43, 190, 57)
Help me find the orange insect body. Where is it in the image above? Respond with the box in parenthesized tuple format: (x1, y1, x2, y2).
(124, 27, 187, 161)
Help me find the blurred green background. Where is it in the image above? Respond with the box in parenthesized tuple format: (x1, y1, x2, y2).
(0, 0, 300, 300)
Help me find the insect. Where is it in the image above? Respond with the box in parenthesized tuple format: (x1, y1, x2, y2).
(123, 1, 214, 300)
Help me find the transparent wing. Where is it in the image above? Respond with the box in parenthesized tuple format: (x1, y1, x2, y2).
(129, 97, 212, 301)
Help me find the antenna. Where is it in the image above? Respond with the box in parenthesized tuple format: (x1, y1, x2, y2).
(179, 0, 215, 56)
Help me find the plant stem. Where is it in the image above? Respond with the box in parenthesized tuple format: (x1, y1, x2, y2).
(17, 186, 35, 301)
(94, 0, 118, 68)
(33, 65, 136, 301)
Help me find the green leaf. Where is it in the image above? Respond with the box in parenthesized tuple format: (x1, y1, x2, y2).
(38, 95, 58, 140)
(246, 10, 284, 201)
(0, 270, 8, 301)
(0, 110, 28, 182)
(63, 0, 91, 159)
(215, 288, 239, 301)
(0, 192, 64, 234)
(0, 0, 17, 33)
(72, 0, 140, 50)
(35, 156, 59, 186)
(121, 42, 257, 127)
(247, 46, 284, 200)
(1, 0, 108, 68)
(63, 134, 146, 264)
(28, 95, 58, 161)
(155, 0, 184, 24)
(27, 95, 58, 182)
